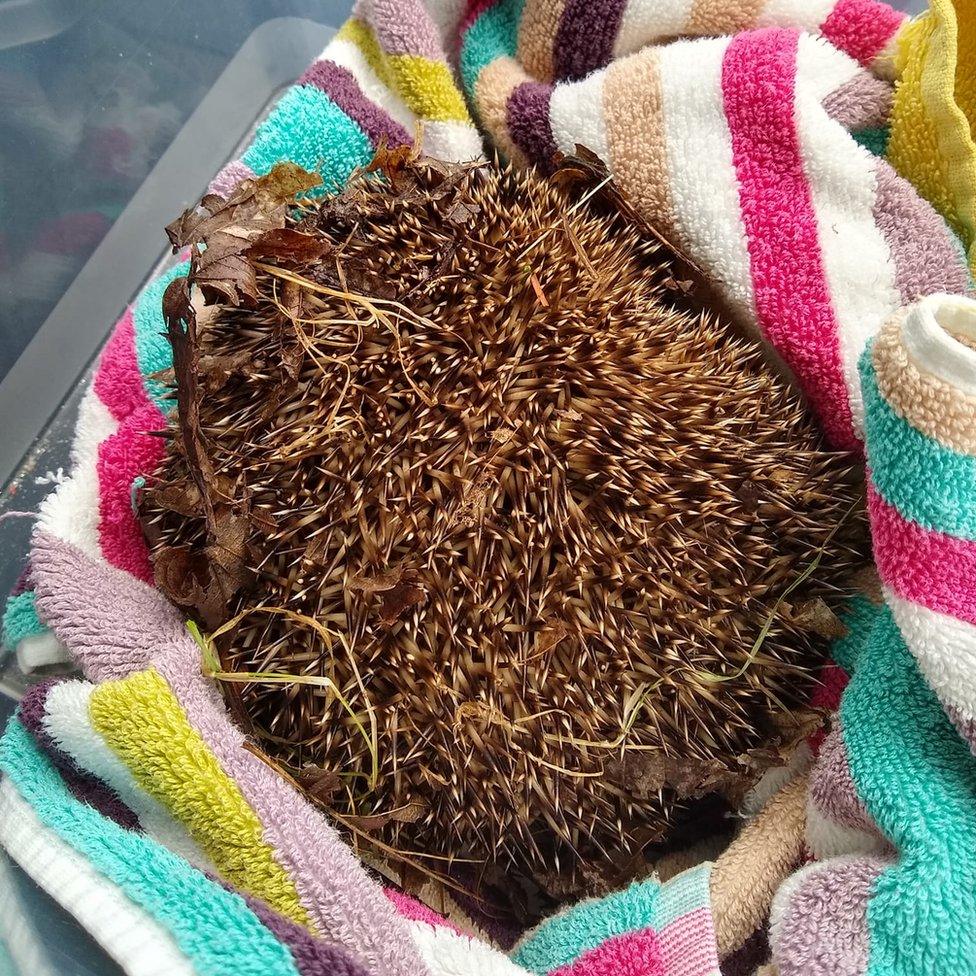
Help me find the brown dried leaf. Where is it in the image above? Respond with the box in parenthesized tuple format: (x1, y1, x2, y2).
(379, 581, 427, 626)
(248, 227, 333, 265)
(790, 598, 848, 639)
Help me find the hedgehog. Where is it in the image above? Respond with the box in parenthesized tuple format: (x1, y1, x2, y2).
(141, 153, 867, 898)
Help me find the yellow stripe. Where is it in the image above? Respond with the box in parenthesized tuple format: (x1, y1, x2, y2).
(337, 18, 471, 124)
(888, 0, 976, 275)
(337, 19, 394, 89)
(389, 54, 471, 123)
(89, 669, 313, 930)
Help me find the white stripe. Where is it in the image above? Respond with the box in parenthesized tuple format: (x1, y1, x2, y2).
(320, 40, 417, 132)
(613, 0, 695, 57)
(794, 33, 900, 435)
(407, 920, 532, 976)
(658, 37, 756, 324)
(900, 293, 976, 397)
(37, 383, 116, 559)
(886, 587, 976, 723)
(805, 796, 888, 861)
(549, 71, 610, 161)
(0, 852, 58, 976)
(0, 779, 195, 976)
(421, 119, 485, 162)
(15, 631, 69, 672)
(756, 0, 835, 30)
(43, 680, 214, 873)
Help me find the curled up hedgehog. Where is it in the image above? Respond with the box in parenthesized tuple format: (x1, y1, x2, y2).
(141, 151, 867, 903)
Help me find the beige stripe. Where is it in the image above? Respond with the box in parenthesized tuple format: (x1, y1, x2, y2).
(517, 0, 566, 82)
(474, 56, 529, 166)
(873, 316, 976, 457)
(685, 0, 764, 36)
(710, 773, 808, 958)
(603, 51, 673, 230)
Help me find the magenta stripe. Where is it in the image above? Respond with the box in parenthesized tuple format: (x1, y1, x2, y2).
(869, 482, 976, 625)
(820, 0, 905, 67)
(93, 308, 143, 423)
(384, 889, 463, 934)
(507, 81, 558, 172)
(550, 928, 665, 976)
(96, 401, 166, 583)
(461, 0, 499, 32)
(722, 28, 858, 452)
(553, 0, 627, 82)
(300, 60, 412, 149)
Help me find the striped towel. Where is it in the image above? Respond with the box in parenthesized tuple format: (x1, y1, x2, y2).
(2, 1, 976, 975)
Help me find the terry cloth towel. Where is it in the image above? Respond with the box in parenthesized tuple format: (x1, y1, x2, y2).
(2, 1, 976, 974)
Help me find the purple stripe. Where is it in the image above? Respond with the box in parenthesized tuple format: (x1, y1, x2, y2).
(236, 888, 372, 976)
(507, 81, 558, 172)
(12, 563, 32, 597)
(300, 60, 412, 149)
(873, 160, 973, 303)
(19, 680, 141, 831)
(553, 0, 627, 82)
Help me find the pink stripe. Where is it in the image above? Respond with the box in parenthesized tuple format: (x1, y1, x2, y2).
(722, 28, 858, 452)
(384, 890, 463, 934)
(820, 0, 905, 67)
(657, 908, 719, 976)
(869, 482, 976, 626)
(550, 928, 665, 976)
(96, 401, 167, 583)
(93, 308, 144, 423)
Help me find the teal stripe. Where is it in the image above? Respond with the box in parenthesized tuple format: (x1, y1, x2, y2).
(0, 719, 300, 976)
(654, 862, 711, 929)
(861, 347, 976, 541)
(853, 126, 889, 158)
(133, 259, 191, 412)
(460, 0, 525, 96)
(241, 85, 372, 195)
(840, 609, 976, 975)
(832, 595, 883, 675)
(512, 879, 660, 973)
(2, 591, 46, 647)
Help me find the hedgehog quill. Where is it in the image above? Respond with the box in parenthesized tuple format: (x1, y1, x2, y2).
(142, 153, 867, 896)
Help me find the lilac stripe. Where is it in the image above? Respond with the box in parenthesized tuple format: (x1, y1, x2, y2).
(507, 81, 558, 172)
(822, 72, 892, 130)
(356, 0, 442, 58)
(30, 531, 429, 976)
(773, 857, 884, 976)
(300, 60, 412, 149)
(19, 680, 141, 831)
(873, 160, 973, 303)
(808, 724, 875, 832)
(208, 160, 257, 199)
(553, 0, 627, 81)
